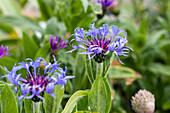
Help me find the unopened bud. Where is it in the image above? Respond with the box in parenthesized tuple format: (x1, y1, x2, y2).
(131, 89, 155, 113)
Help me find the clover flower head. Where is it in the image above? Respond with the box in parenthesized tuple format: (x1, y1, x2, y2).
(0, 45, 11, 58)
(2, 56, 74, 102)
(131, 89, 155, 113)
(97, 0, 115, 9)
(67, 23, 133, 63)
(50, 35, 68, 51)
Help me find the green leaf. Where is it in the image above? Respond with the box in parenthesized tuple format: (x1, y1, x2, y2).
(55, 0, 70, 31)
(111, 91, 126, 112)
(70, 0, 83, 16)
(73, 52, 86, 91)
(0, 81, 6, 84)
(162, 101, 170, 110)
(0, 83, 13, 88)
(37, 0, 53, 20)
(71, 105, 77, 113)
(57, 49, 74, 65)
(162, 85, 170, 110)
(0, 15, 43, 32)
(158, 40, 170, 48)
(24, 99, 33, 113)
(81, 0, 88, 12)
(136, 19, 147, 47)
(0, 56, 18, 69)
(65, 79, 73, 94)
(76, 6, 95, 29)
(77, 96, 88, 111)
(138, 19, 147, 37)
(146, 30, 167, 45)
(0, 65, 7, 76)
(109, 66, 138, 78)
(0, 80, 13, 88)
(147, 63, 170, 76)
(45, 17, 66, 36)
(1, 84, 18, 113)
(0, 38, 19, 45)
(103, 78, 111, 113)
(34, 42, 50, 60)
(157, 16, 169, 30)
(22, 32, 39, 59)
(0, 0, 20, 15)
(75, 111, 91, 113)
(85, 56, 94, 85)
(88, 76, 107, 113)
(62, 91, 88, 113)
(45, 17, 58, 35)
(45, 85, 64, 113)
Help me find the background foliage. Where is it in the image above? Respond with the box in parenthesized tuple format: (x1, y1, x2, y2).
(0, 0, 170, 113)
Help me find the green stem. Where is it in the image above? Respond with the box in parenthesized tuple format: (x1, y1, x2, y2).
(104, 53, 115, 77)
(102, 61, 106, 77)
(33, 101, 40, 113)
(90, 60, 95, 82)
(96, 62, 103, 78)
(86, 73, 93, 85)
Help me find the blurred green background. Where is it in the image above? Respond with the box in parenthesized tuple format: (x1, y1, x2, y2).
(0, 0, 170, 113)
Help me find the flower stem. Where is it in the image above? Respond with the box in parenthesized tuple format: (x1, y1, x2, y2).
(104, 53, 115, 77)
(96, 62, 103, 78)
(33, 101, 40, 113)
(50, 49, 57, 64)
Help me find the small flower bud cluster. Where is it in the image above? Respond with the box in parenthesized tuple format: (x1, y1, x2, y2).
(131, 89, 155, 113)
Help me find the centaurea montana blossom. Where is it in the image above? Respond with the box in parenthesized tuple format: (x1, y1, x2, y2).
(97, 0, 115, 9)
(50, 35, 68, 51)
(67, 23, 133, 64)
(49, 35, 68, 63)
(0, 45, 11, 58)
(2, 57, 74, 102)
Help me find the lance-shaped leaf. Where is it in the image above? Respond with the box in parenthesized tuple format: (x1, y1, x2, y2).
(22, 32, 39, 59)
(1, 84, 18, 113)
(62, 91, 88, 113)
(45, 85, 64, 113)
(88, 76, 111, 113)
(24, 99, 33, 113)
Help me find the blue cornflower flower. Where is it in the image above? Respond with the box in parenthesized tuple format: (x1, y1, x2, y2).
(67, 23, 133, 63)
(0, 45, 11, 58)
(3, 64, 22, 90)
(50, 35, 68, 51)
(97, 0, 115, 9)
(49, 35, 68, 63)
(2, 57, 74, 102)
(53, 66, 74, 89)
